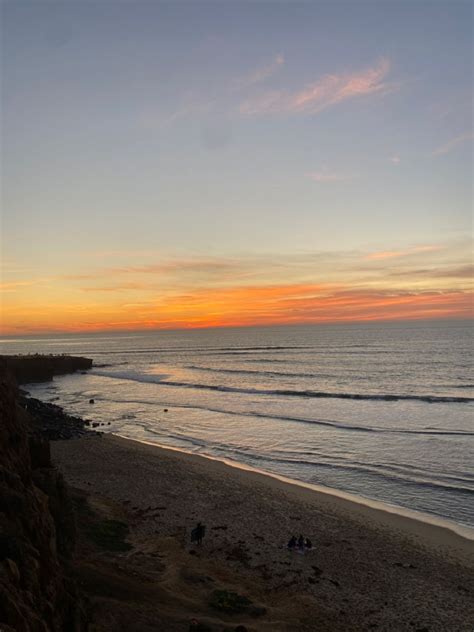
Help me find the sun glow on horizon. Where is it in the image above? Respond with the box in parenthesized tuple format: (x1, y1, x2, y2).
(2, 247, 473, 335)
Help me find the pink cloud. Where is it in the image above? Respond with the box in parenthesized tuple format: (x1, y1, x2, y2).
(240, 58, 395, 116)
(365, 245, 443, 260)
(432, 132, 474, 156)
(233, 54, 285, 90)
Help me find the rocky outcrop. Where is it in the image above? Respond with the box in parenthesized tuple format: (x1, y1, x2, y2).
(20, 396, 91, 441)
(0, 355, 92, 385)
(0, 368, 88, 631)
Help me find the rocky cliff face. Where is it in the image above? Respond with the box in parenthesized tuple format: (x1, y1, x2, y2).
(0, 356, 92, 384)
(0, 368, 87, 631)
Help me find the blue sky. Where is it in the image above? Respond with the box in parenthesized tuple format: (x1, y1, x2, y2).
(1, 1, 472, 332)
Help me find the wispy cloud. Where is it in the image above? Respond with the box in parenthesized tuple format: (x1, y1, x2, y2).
(0, 281, 36, 292)
(433, 132, 474, 156)
(233, 54, 284, 90)
(2, 241, 472, 334)
(306, 169, 352, 183)
(390, 155, 401, 165)
(240, 57, 396, 116)
(389, 264, 474, 280)
(365, 245, 442, 260)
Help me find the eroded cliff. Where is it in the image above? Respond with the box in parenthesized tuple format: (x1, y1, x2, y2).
(0, 368, 87, 631)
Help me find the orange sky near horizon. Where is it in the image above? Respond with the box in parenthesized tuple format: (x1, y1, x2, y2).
(2, 241, 472, 335)
(1, 281, 472, 336)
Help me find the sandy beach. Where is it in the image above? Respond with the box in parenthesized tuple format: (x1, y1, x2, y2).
(51, 434, 474, 632)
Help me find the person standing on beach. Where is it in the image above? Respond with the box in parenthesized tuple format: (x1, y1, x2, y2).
(191, 522, 206, 545)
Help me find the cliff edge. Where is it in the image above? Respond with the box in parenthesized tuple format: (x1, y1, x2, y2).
(0, 355, 92, 384)
(0, 367, 88, 631)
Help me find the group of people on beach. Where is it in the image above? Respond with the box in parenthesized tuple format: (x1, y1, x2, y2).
(287, 534, 312, 552)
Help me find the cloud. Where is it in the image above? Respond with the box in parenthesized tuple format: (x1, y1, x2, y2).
(365, 245, 442, 260)
(306, 169, 352, 183)
(145, 54, 285, 128)
(390, 264, 474, 280)
(433, 132, 474, 156)
(2, 240, 472, 334)
(240, 57, 395, 116)
(233, 54, 284, 90)
(390, 155, 401, 165)
(0, 281, 35, 291)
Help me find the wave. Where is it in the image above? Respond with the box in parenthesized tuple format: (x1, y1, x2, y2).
(90, 389, 474, 437)
(92, 369, 474, 404)
(184, 365, 343, 380)
(122, 422, 474, 495)
(92, 345, 315, 356)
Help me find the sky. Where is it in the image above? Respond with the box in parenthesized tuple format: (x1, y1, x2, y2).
(1, 1, 472, 334)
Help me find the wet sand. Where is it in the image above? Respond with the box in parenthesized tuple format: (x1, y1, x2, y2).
(52, 434, 474, 631)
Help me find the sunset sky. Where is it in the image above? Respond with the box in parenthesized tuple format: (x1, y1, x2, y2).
(1, 1, 472, 334)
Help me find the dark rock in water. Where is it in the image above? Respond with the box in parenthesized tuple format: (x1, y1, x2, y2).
(89, 399, 95, 404)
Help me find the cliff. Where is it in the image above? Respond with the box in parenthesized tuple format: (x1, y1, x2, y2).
(0, 355, 93, 384)
(0, 368, 88, 631)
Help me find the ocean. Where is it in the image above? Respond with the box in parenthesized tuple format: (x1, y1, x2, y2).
(2, 320, 473, 529)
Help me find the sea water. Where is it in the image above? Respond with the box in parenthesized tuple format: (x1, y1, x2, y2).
(2, 320, 473, 528)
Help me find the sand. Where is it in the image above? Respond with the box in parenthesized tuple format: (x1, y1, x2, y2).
(52, 434, 474, 631)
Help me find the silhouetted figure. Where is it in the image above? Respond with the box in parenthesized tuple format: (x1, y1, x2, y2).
(191, 521, 206, 545)
(287, 535, 297, 549)
(298, 534, 305, 549)
(305, 537, 312, 550)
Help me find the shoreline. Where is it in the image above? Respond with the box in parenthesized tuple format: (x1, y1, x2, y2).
(52, 432, 474, 631)
(111, 433, 474, 561)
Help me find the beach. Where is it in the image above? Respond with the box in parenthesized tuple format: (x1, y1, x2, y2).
(52, 433, 474, 632)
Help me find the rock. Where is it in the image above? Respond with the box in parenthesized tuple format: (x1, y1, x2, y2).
(0, 355, 93, 384)
(0, 367, 88, 631)
(28, 436, 51, 468)
(163, 408, 168, 412)
(89, 399, 95, 404)
(4, 558, 21, 583)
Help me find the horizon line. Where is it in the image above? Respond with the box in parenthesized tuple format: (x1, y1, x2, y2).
(1, 315, 472, 339)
